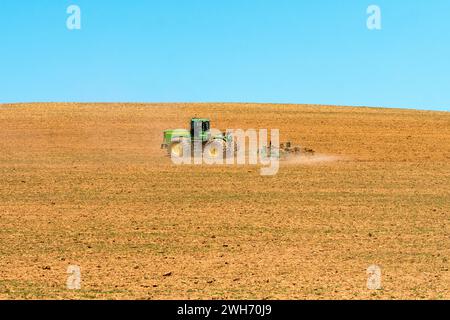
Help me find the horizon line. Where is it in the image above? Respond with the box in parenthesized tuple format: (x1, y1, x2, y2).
(1, 101, 449, 113)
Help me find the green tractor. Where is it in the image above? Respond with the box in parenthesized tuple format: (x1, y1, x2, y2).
(161, 118, 233, 160)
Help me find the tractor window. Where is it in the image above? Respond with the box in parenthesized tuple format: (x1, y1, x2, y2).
(191, 120, 210, 139)
(202, 121, 210, 133)
(191, 121, 202, 138)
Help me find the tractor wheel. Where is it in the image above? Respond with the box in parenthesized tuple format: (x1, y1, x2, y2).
(168, 139, 190, 158)
(203, 139, 226, 161)
(233, 140, 240, 153)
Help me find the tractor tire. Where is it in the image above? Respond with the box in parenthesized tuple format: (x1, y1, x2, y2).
(203, 139, 226, 161)
(233, 140, 240, 153)
(168, 139, 190, 159)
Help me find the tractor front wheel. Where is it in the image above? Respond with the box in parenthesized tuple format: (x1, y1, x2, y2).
(168, 139, 190, 158)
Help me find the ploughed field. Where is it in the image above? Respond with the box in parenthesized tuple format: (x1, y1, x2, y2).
(0, 103, 449, 299)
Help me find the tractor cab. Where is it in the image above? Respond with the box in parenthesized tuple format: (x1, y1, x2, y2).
(190, 118, 211, 142)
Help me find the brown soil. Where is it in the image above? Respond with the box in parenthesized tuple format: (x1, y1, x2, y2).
(0, 102, 449, 300)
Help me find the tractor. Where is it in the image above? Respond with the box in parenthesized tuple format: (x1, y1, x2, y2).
(161, 118, 234, 160)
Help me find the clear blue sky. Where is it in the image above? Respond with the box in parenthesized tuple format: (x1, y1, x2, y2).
(1, 0, 449, 111)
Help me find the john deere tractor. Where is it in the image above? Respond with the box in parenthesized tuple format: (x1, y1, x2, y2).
(161, 118, 233, 160)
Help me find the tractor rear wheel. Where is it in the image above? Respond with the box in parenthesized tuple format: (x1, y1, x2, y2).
(203, 139, 226, 161)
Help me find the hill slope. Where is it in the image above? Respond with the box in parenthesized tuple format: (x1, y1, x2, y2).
(0, 103, 449, 299)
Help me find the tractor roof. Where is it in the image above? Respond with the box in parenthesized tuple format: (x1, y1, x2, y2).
(191, 118, 210, 122)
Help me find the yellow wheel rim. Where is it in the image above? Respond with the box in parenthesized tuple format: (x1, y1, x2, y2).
(209, 147, 218, 158)
(172, 143, 183, 157)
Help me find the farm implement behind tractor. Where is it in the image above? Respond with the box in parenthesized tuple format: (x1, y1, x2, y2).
(161, 118, 314, 160)
(259, 141, 315, 160)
